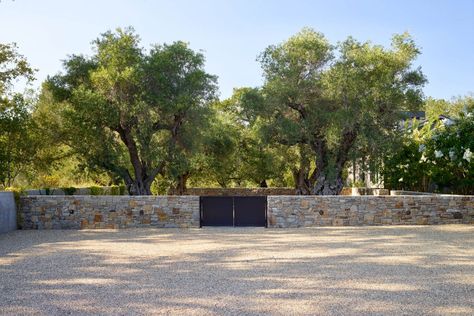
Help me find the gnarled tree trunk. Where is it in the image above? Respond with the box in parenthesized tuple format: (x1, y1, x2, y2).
(297, 128, 357, 195)
(175, 172, 190, 195)
(310, 172, 345, 195)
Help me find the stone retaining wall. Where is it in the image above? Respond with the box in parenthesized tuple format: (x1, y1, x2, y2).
(17, 195, 474, 229)
(19, 196, 199, 229)
(267, 195, 474, 227)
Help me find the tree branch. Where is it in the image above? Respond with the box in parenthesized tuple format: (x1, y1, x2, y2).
(287, 101, 307, 119)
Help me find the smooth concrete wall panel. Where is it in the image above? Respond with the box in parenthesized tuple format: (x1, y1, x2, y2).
(0, 192, 17, 233)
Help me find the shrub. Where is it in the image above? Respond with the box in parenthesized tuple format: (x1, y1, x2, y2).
(89, 186, 103, 195)
(62, 187, 77, 195)
(110, 185, 120, 195)
(119, 185, 126, 195)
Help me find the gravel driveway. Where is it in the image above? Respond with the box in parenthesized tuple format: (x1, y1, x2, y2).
(0, 226, 473, 315)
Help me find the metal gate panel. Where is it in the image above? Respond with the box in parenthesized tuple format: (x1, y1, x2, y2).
(200, 196, 267, 227)
(200, 196, 233, 226)
(234, 196, 267, 227)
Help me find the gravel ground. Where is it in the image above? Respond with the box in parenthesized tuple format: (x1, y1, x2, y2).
(0, 226, 473, 315)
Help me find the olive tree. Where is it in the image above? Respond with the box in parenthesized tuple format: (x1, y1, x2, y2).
(257, 28, 426, 194)
(0, 43, 36, 187)
(47, 28, 217, 194)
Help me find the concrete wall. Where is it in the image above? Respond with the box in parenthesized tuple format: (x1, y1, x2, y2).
(19, 196, 199, 229)
(267, 195, 474, 227)
(0, 192, 17, 233)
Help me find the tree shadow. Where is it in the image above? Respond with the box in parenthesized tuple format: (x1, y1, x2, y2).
(0, 226, 473, 315)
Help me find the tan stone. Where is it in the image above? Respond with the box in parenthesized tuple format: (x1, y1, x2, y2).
(416, 217, 429, 225)
(94, 214, 103, 223)
(300, 200, 309, 208)
(333, 218, 345, 226)
(364, 215, 374, 223)
(80, 219, 88, 229)
(268, 215, 276, 226)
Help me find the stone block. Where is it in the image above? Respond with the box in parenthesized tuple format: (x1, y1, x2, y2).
(416, 217, 429, 225)
(333, 218, 345, 226)
(94, 214, 103, 223)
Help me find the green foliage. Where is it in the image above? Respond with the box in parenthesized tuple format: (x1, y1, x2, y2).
(3, 27, 473, 196)
(0, 43, 35, 95)
(425, 110, 474, 193)
(213, 89, 289, 187)
(383, 134, 428, 191)
(252, 28, 426, 194)
(45, 27, 217, 195)
(119, 185, 126, 195)
(89, 186, 103, 196)
(110, 185, 120, 195)
(383, 97, 474, 194)
(62, 187, 76, 195)
(0, 43, 36, 187)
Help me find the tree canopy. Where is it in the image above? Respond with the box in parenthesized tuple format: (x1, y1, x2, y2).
(247, 28, 426, 194)
(3, 27, 472, 196)
(0, 43, 36, 187)
(46, 27, 217, 194)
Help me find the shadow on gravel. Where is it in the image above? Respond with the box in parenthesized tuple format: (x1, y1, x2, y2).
(0, 226, 473, 315)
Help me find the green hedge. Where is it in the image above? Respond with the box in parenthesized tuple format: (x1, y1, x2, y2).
(89, 186, 104, 195)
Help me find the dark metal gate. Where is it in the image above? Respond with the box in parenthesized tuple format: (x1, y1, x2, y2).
(200, 196, 267, 227)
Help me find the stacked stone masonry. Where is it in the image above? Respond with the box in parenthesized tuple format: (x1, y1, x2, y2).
(267, 195, 474, 227)
(17, 195, 474, 229)
(19, 196, 200, 229)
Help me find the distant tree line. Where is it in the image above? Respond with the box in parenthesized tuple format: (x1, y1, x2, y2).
(1, 27, 472, 195)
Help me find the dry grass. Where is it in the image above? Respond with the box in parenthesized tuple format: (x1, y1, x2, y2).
(0, 225, 473, 315)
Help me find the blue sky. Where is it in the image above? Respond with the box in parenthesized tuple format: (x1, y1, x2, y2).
(1, 0, 473, 100)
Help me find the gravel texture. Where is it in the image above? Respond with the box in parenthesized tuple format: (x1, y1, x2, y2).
(0, 226, 473, 315)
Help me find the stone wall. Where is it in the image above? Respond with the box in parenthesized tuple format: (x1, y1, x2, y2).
(267, 195, 474, 227)
(0, 192, 17, 233)
(19, 196, 199, 229)
(17, 195, 474, 230)
(169, 187, 298, 196)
